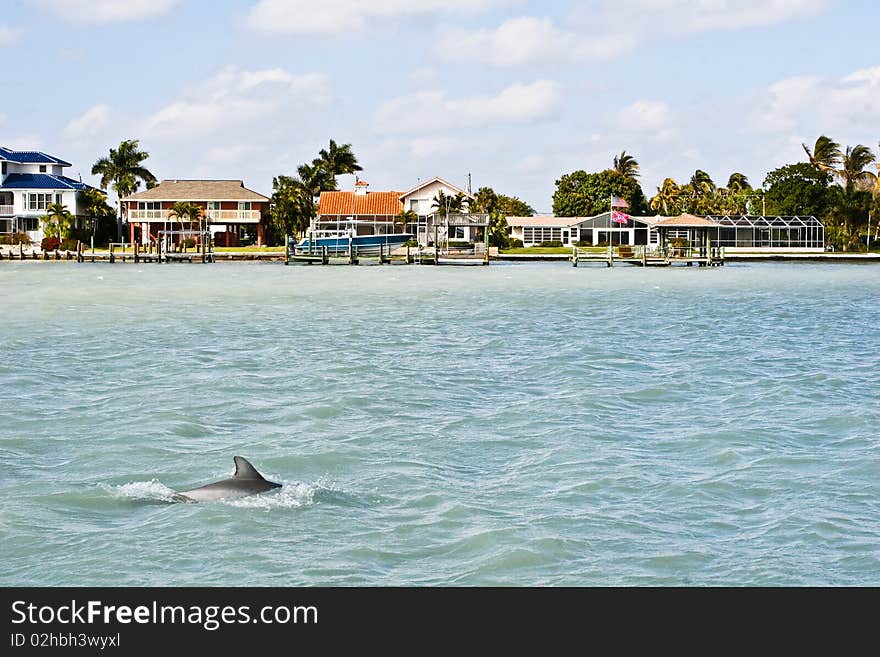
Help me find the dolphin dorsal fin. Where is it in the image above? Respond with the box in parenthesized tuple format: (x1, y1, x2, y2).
(233, 456, 266, 480)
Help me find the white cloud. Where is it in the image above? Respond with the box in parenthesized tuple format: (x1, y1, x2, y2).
(0, 24, 24, 45)
(31, 0, 179, 24)
(442, 0, 828, 67)
(140, 68, 330, 141)
(375, 80, 563, 134)
(436, 17, 629, 67)
(752, 66, 880, 139)
(615, 100, 674, 134)
(246, 0, 515, 35)
(64, 104, 112, 141)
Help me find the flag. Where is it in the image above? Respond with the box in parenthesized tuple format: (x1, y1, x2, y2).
(611, 196, 629, 209)
(612, 210, 630, 224)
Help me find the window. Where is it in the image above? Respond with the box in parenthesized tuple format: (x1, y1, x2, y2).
(55, 193, 63, 205)
(409, 200, 421, 214)
(27, 193, 53, 211)
(1, 162, 6, 175)
(39, 165, 47, 173)
(523, 227, 563, 244)
(21, 217, 39, 231)
(238, 202, 251, 211)
(208, 201, 222, 210)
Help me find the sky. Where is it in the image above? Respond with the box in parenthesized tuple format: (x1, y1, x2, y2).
(1, 0, 878, 212)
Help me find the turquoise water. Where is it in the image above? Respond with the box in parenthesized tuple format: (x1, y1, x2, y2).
(1, 262, 878, 586)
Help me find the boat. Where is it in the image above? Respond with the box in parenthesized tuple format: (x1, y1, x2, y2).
(291, 227, 412, 256)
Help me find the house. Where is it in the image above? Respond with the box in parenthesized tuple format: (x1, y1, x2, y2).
(508, 212, 824, 252)
(312, 176, 484, 246)
(123, 179, 269, 247)
(313, 180, 404, 236)
(0, 146, 98, 244)
(507, 213, 660, 248)
(506, 216, 581, 247)
(399, 177, 477, 244)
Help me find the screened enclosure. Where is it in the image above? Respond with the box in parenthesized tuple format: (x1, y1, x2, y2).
(704, 215, 824, 249)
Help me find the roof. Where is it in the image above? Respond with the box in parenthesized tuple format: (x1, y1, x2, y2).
(122, 180, 268, 202)
(0, 146, 71, 167)
(506, 215, 581, 228)
(318, 191, 403, 216)
(399, 176, 474, 200)
(0, 173, 95, 191)
(508, 213, 658, 228)
(654, 214, 718, 228)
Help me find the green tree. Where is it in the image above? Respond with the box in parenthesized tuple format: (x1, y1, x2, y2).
(269, 175, 315, 243)
(838, 144, 876, 192)
(41, 203, 75, 239)
(395, 209, 417, 232)
(613, 151, 640, 180)
(650, 178, 682, 215)
(553, 169, 648, 217)
(471, 187, 499, 214)
(727, 172, 751, 192)
(431, 190, 467, 216)
(167, 202, 203, 245)
(471, 186, 534, 247)
(763, 163, 836, 217)
(91, 139, 157, 241)
(802, 135, 842, 173)
(314, 140, 362, 185)
(296, 162, 335, 200)
(79, 188, 116, 244)
(497, 195, 534, 217)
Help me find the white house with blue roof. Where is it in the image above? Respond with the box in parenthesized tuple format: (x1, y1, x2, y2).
(0, 146, 98, 244)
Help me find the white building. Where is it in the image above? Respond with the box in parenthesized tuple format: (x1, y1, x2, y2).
(0, 146, 96, 244)
(400, 177, 479, 244)
(507, 213, 660, 248)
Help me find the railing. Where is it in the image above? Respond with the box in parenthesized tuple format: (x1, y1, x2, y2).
(127, 209, 261, 223)
(0, 205, 13, 216)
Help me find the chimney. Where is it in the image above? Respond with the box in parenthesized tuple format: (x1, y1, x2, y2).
(354, 179, 369, 196)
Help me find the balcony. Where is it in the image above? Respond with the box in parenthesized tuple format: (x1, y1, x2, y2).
(0, 205, 13, 216)
(127, 209, 262, 224)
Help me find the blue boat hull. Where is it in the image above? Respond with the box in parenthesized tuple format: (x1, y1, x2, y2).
(294, 233, 412, 256)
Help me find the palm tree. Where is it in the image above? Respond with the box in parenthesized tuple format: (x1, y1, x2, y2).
(42, 203, 74, 240)
(167, 201, 203, 249)
(727, 172, 751, 192)
(313, 139, 362, 187)
(838, 144, 877, 192)
(613, 151, 640, 180)
(91, 139, 157, 241)
(395, 209, 417, 232)
(689, 169, 716, 194)
(296, 162, 335, 198)
(802, 135, 842, 172)
(650, 178, 680, 215)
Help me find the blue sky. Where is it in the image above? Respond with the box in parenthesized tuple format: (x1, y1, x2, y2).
(2, 0, 878, 211)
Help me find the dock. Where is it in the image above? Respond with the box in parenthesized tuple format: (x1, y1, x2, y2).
(285, 241, 489, 266)
(571, 245, 725, 267)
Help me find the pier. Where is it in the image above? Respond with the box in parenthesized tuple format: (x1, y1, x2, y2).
(285, 236, 489, 266)
(570, 245, 725, 267)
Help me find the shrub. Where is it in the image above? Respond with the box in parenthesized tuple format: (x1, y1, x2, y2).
(538, 240, 564, 247)
(403, 239, 418, 247)
(41, 237, 62, 251)
(60, 239, 79, 251)
(575, 240, 592, 247)
(507, 238, 523, 248)
(182, 238, 196, 248)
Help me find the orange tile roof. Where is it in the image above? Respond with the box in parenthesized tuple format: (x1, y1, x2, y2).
(317, 191, 403, 217)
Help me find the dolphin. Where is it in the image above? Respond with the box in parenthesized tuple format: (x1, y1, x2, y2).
(175, 456, 282, 502)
